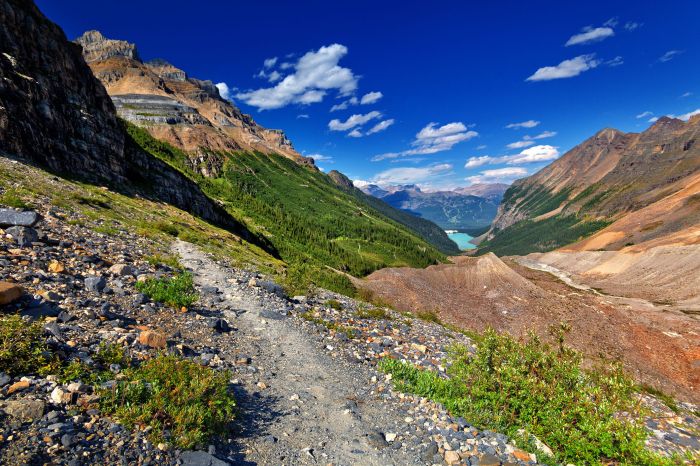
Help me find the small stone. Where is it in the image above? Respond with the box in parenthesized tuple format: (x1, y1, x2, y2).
(157, 443, 169, 451)
(513, 449, 532, 462)
(48, 260, 65, 274)
(411, 343, 427, 353)
(444, 450, 461, 464)
(257, 382, 267, 389)
(0, 281, 23, 305)
(478, 453, 502, 466)
(84, 275, 106, 293)
(51, 387, 66, 404)
(5, 226, 38, 247)
(108, 263, 135, 276)
(6, 380, 30, 394)
(138, 330, 167, 349)
(384, 432, 397, 442)
(366, 431, 388, 449)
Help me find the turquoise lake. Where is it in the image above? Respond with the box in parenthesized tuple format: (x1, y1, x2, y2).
(446, 232, 476, 250)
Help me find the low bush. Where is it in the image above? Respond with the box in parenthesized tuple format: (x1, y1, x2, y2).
(99, 354, 236, 449)
(355, 305, 391, 320)
(0, 315, 59, 376)
(379, 327, 671, 465)
(135, 272, 199, 308)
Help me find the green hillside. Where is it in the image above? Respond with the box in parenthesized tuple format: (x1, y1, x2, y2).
(125, 122, 446, 294)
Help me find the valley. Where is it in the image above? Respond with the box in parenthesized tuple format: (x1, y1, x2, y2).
(1, 0, 699, 465)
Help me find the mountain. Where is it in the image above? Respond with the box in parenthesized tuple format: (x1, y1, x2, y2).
(360, 184, 503, 230)
(480, 117, 700, 255)
(454, 183, 508, 201)
(74, 30, 314, 173)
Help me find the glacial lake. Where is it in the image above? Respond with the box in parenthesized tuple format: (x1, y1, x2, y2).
(446, 232, 476, 250)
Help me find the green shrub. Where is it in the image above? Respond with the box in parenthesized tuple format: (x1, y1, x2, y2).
(355, 305, 391, 320)
(135, 272, 199, 308)
(379, 327, 671, 465)
(0, 315, 59, 376)
(99, 354, 236, 449)
(145, 253, 183, 270)
(0, 188, 32, 209)
(416, 310, 442, 324)
(325, 299, 343, 310)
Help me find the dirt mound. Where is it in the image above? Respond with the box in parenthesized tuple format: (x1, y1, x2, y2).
(359, 255, 700, 403)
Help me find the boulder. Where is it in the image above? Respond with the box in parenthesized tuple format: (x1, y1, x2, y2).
(3, 399, 46, 421)
(0, 281, 23, 305)
(180, 451, 230, 466)
(108, 263, 135, 276)
(0, 208, 40, 227)
(5, 226, 38, 247)
(138, 330, 167, 349)
(84, 275, 107, 293)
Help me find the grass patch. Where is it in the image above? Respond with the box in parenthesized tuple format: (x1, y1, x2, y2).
(0, 188, 33, 209)
(0, 315, 59, 376)
(135, 272, 199, 308)
(145, 253, 183, 270)
(416, 310, 442, 324)
(355, 305, 391, 320)
(379, 327, 672, 465)
(99, 354, 236, 449)
(324, 299, 343, 310)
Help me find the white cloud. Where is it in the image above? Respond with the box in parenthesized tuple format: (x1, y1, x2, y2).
(466, 167, 528, 185)
(236, 44, 358, 110)
(308, 153, 333, 162)
(465, 145, 560, 168)
(215, 82, 232, 101)
(675, 109, 700, 121)
(506, 120, 540, 129)
(527, 54, 600, 81)
(507, 140, 535, 149)
(681, 92, 693, 98)
(372, 122, 477, 161)
(624, 21, 642, 31)
(476, 144, 487, 150)
(348, 129, 363, 138)
(330, 96, 358, 112)
(501, 145, 559, 164)
(659, 50, 683, 63)
(371, 163, 453, 185)
(465, 156, 494, 168)
(565, 26, 614, 46)
(636, 111, 653, 119)
(648, 116, 659, 123)
(367, 119, 394, 135)
(263, 57, 278, 68)
(360, 91, 383, 105)
(603, 17, 619, 28)
(606, 56, 624, 67)
(297, 114, 310, 119)
(530, 130, 557, 140)
(328, 111, 382, 131)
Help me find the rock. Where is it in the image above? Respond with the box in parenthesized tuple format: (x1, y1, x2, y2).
(5, 226, 39, 247)
(3, 399, 45, 421)
(180, 450, 230, 466)
(366, 431, 388, 449)
(517, 429, 553, 458)
(47, 260, 65, 273)
(108, 263, 135, 276)
(84, 275, 107, 292)
(0, 208, 40, 227)
(132, 293, 147, 305)
(444, 450, 461, 464)
(512, 449, 533, 462)
(51, 387, 66, 404)
(0, 372, 10, 386)
(138, 330, 167, 349)
(478, 453, 502, 466)
(7, 380, 30, 394)
(259, 310, 286, 320)
(61, 433, 76, 448)
(0, 281, 23, 305)
(208, 318, 230, 333)
(67, 382, 88, 393)
(384, 432, 397, 442)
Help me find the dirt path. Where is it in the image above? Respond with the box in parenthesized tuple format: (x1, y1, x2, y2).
(174, 241, 424, 466)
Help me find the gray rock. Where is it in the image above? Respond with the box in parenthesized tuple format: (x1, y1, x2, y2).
(5, 226, 39, 247)
(0, 372, 10, 386)
(84, 275, 106, 293)
(180, 451, 230, 466)
(259, 310, 286, 320)
(3, 399, 46, 421)
(0, 208, 40, 227)
(208, 318, 231, 333)
(366, 431, 388, 449)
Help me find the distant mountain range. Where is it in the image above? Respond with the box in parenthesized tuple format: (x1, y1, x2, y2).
(357, 183, 508, 230)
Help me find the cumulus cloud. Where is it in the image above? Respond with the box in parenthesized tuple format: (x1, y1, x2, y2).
(328, 111, 382, 131)
(348, 129, 363, 138)
(507, 140, 535, 149)
(215, 82, 234, 101)
(330, 96, 358, 112)
(526, 54, 600, 81)
(506, 120, 540, 129)
(372, 122, 477, 161)
(464, 156, 493, 168)
(530, 130, 557, 139)
(308, 153, 333, 162)
(237, 44, 358, 110)
(360, 91, 383, 105)
(658, 50, 683, 63)
(465, 145, 560, 169)
(367, 119, 394, 135)
(636, 111, 653, 119)
(466, 167, 528, 185)
(263, 57, 278, 68)
(672, 109, 700, 121)
(565, 26, 614, 46)
(371, 163, 453, 185)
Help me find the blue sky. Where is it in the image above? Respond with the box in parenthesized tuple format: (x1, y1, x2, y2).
(38, 0, 699, 190)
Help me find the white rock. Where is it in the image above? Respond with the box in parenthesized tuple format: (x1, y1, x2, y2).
(384, 432, 397, 442)
(50, 387, 65, 404)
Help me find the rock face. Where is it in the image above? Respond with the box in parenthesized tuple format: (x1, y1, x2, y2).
(74, 30, 314, 172)
(0, 1, 126, 181)
(488, 117, 700, 244)
(0, 1, 271, 254)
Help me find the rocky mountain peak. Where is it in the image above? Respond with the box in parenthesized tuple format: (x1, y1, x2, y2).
(75, 30, 139, 63)
(328, 170, 354, 189)
(145, 59, 187, 81)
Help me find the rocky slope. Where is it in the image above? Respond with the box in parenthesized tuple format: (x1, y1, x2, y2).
(483, 117, 700, 254)
(359, 184, 503, 230)
(75, 30, 313, 172)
